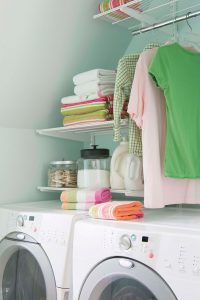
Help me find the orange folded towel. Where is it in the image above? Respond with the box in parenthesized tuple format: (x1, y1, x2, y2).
(89, 201, 143, 220)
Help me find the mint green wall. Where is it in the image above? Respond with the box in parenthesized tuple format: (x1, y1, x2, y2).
(0, 0, 131, 204)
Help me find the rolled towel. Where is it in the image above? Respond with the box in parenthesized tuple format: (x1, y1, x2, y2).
(89, 201, 144, 220)
(73, 69, 116, 85)
(61, 202, 94, 210)
(60, 188, 112, 204)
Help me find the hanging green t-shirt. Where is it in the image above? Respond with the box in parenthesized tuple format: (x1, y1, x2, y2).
(149, 43, 200, 178)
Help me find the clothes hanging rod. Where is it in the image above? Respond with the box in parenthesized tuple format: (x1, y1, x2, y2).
(132, 9, 200, 36)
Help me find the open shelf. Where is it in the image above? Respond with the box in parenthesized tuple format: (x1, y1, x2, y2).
(37, 186, 144, 197)
(36, 119, 128, 141)
(94, 0, 200, 35)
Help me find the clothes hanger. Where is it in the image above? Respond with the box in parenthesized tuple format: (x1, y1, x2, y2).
(178, 12, 200, 52)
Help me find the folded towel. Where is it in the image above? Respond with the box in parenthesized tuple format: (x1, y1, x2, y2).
(61, 100, 110, 116)
(99, 1, 142, 22)
(61, 94, 113, 105)
(98, 0, 142, 13)
(74, 83, 115, 97)
(63, 109, 112, 127)
(73, 69, 116, 85)
(61, 202, 94, 210)
(60, 188, 112, 203)
(61, 96, 113, 108)
(89, 201, 144, 220)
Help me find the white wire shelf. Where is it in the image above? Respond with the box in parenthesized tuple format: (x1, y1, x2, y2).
(94, 0, 200, 35)
(36, 119, 128, 141)
(37, 186, 144, 197)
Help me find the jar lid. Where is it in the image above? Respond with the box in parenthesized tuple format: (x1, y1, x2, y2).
(49, 160, 76, 165)
(81, 145, 109, 159)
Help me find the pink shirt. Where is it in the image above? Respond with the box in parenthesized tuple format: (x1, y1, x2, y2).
(128, 48, 200, 208)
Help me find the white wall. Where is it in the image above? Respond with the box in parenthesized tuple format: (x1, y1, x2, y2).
(0, 0, 130, 204)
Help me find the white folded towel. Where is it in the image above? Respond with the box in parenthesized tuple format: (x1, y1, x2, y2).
(73, 69, 116, 85)
(74, 82, 115, 96)
(61, 93, 113, 105)
(61, 95, 81, 105)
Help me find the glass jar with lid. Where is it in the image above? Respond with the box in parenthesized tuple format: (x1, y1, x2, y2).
(48, 160, 77, 188)
(77, 145, 110, 189)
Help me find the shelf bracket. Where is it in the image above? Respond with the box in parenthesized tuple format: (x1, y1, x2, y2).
(120, 6, 171, 35)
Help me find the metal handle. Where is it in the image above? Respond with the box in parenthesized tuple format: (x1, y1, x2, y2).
(119, 258, 135, 269)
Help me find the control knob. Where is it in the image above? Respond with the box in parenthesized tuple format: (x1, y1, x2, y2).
(119, 235, 132, 250)
(16, 215, 24, 227)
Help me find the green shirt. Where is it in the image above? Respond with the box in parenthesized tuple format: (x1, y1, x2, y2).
(149, 43, 200, 178)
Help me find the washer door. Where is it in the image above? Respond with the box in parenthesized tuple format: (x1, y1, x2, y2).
(79, 257, 178, 300)
(0, 232, 57, 300)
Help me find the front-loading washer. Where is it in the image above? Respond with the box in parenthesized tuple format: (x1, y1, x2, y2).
(73, 207, 200, 300)
(0, 200, 87, 300)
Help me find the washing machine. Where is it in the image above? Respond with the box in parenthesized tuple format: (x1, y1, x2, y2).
(0, 200, 87, 300)
(73, 207, 200, 300)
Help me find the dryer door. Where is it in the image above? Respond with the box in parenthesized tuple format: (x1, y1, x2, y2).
(79, 257, 178, 300)
(0, 232, 57, 300)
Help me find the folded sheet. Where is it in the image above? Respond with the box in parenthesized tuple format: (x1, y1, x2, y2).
(63, 109, 112, 127)
(60, 188, 112, 204)
(89, 201, 144, 220)
(73, 69, 116, 85)
(74, 83, 115, 97)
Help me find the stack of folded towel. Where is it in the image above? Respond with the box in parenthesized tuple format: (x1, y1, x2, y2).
(98, 0, 142, 21)
(89, 200, 143, 220)
(61, 69, 116, 127)
(60, 188, 112, 210)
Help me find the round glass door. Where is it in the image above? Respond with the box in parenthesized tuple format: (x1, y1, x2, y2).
(99, 277, 157, 300)
(2, 248, 46, 300)
(79, 257, 177, 300)
(0, 233, 57, 300)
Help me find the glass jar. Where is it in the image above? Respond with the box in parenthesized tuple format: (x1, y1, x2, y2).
(48, 160, 77, 188)
(77, 145, 110, 189)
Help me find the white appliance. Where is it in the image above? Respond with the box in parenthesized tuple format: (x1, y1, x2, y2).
(73, 207, 200, 300)
(0, 200, 87, 300)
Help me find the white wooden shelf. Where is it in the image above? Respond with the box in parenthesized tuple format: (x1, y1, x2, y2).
(37, 186, 144, 197)
(36, 119, 128, 142)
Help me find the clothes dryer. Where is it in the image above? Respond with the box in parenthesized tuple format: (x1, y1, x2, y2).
(0, 200, 87, 300)
(73, 207, 200, 300)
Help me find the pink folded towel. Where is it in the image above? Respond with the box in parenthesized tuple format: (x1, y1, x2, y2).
(60, 188, 112, 204)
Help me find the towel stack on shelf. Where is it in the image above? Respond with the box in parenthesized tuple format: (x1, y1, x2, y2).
(61, 69, 117, 127)
(98, 0, 142, 21)
(60, 188, 112, 210)
(89, 200, 144, 220)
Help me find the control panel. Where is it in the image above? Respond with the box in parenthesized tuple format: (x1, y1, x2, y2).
(103, 228, 200, 278)
(7, 211, 68, 247)
(103, 228, 158, 268)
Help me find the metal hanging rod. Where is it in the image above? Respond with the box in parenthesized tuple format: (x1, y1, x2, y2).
(132, 9, 200, 36)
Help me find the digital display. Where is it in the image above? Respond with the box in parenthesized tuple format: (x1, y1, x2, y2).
(142, 236, 149, 242)
(29, 216, 35, 221)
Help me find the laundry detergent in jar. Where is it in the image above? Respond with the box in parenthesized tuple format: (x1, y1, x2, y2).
(77, 145, 110, 189)
(110, 137, 129, 190)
